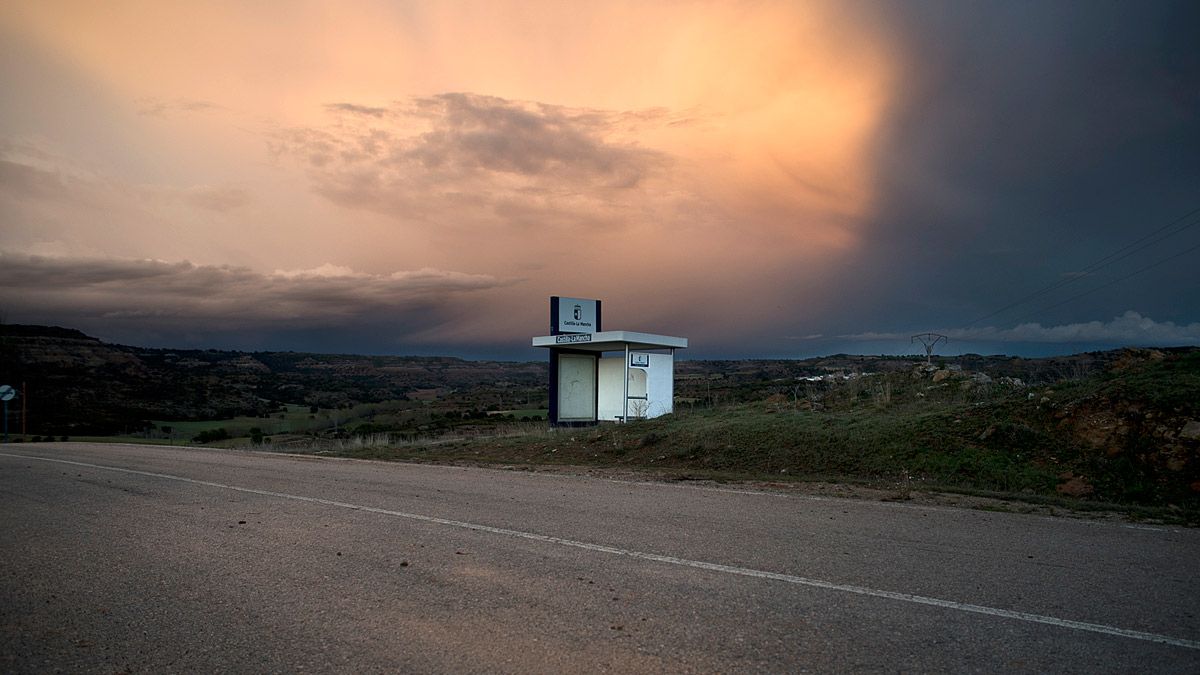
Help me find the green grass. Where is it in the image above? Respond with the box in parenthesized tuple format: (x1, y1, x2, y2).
(414, 401, 1069, 497)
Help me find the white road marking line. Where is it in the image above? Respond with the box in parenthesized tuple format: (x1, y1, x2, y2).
(5, 451, 1198, 651)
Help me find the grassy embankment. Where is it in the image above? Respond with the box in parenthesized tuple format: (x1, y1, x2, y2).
(317, 351, 1200, 521)
(29, 349, 1196, 521)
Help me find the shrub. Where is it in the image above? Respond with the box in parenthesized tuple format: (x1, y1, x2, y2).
(194, 428, 231, 444)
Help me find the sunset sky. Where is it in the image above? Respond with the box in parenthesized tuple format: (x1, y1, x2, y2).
(1, 0, 1198, 359)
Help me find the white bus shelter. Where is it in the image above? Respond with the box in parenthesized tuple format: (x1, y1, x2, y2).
(533, 328, 687, 426)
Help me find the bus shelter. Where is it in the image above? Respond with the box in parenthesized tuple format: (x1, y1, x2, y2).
(533, 300, 687, 426)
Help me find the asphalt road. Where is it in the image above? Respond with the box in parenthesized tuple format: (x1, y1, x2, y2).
(1, 443, 1198, 673)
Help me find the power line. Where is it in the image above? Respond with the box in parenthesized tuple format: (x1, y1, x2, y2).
(957, 237, 1200, 343)
(961, 205, 1200, 330)
(1009, 238, 1200, 323)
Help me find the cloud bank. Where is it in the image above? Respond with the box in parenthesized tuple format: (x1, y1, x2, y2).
(272, 93, 668, 231)
(0, 253, 510, 349)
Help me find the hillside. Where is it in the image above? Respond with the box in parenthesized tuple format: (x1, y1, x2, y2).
(0, 325, 545, 435)
(0, 323, 1148, 437)
(3, 324, 1198, 516)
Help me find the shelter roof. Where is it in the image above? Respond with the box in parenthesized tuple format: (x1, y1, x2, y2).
(531, 330, 687, 352)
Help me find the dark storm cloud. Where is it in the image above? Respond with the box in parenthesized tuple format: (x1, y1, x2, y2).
(270, 93, 667, 228)
(843, 311, 1200, 346)
(830, 0, 1200, 342)
(0, 254, 511, 349)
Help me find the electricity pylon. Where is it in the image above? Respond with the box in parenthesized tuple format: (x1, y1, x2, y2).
(911, 333, 948, 364)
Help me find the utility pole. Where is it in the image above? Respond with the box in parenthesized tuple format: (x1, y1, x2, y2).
(0, 384, 14, 442)
(911, 333, 948, 365)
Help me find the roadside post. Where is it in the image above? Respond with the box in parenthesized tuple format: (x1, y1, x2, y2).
(0, 384, 15, 442)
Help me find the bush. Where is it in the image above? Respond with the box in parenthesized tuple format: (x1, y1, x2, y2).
(194, 428, 231, 444)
